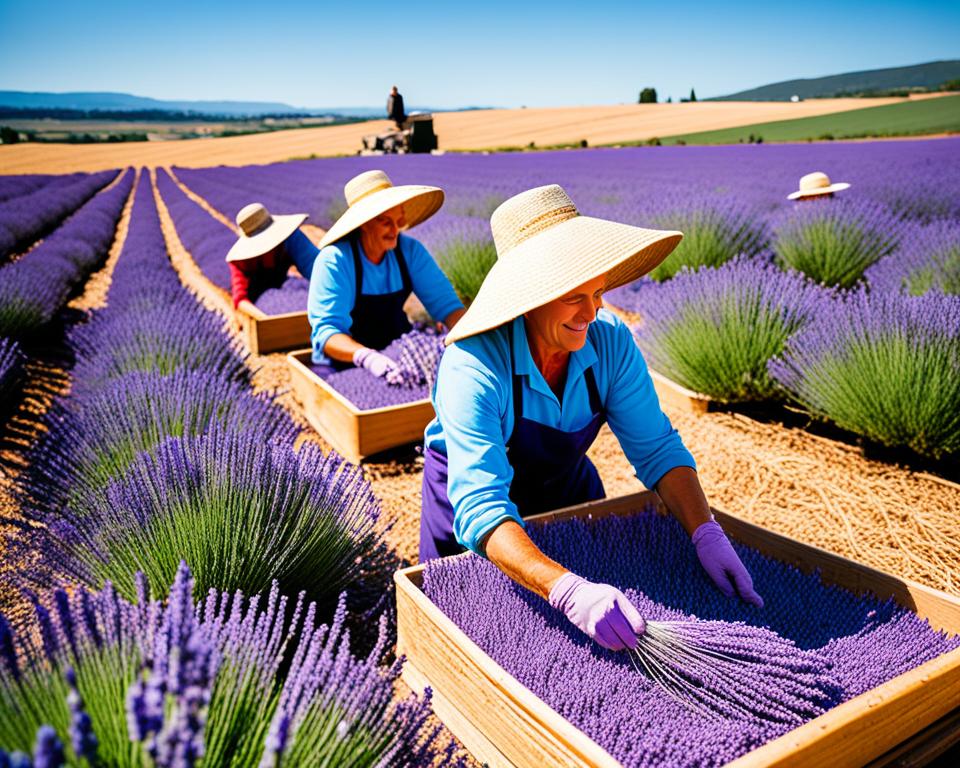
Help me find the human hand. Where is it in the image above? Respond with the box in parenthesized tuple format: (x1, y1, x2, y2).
(692, 520, 764, 607)
(548, 572, 646, 651)
(352, 348, 399, 378)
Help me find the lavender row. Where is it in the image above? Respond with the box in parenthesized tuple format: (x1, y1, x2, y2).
(0, 169, 119, 263)
(5, 172, 394, 620)
(423, 510, 960, 768)
(0, 563, 448, 767)
(0, 173, 59, 204)
(0, 337, 24, 420)
(154, 168, 235, 293)
(0, 168, 134, 337)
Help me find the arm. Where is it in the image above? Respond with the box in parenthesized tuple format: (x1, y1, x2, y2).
(439, 339, 645, 649)
(229, 261, 253, 310)
(600, 315, 762, 606)
(307, 245, 356, 363)
(406, 237, 465, 328)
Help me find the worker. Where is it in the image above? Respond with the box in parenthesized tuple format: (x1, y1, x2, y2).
(419, 184, 763, 650)
(387, 85, 406, 130)
(226, 203, 318, 313)
(787, 171, 851, 201)
(308, 170, 465, 376)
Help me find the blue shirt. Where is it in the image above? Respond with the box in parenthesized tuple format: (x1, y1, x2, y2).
(424, 309, 696, 556)
(307, 233, 464, 364)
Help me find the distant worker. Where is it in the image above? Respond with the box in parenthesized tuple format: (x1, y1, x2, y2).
(787, 171, 850, 202)
(226, 203, 318, 313)
(387, 85, 406, 130)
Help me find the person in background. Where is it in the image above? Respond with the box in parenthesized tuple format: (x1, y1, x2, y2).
(787, 171, 850, 202)
(387, 85, 406, 130)
(226, 203, 318, 313)
(308, 170, 465, 377)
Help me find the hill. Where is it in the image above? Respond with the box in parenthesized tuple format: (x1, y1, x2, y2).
(713, 60, 960, 101)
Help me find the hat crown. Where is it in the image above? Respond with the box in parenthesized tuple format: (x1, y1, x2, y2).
(236, 203, 272, 237)
(491, 185, 580, 258)
(345, 170, 394, 207)
(799, 172, 831, 192)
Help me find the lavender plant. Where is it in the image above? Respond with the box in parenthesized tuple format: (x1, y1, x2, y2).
(1, 564, 440, 767)
(423, 511, 960, 767)
(645, 197, 769, 281)
(632, 258, 826, 401)
(388, 327, 447, 390)
(865, 220, 960, 296)
(772, 198, 904, 288)
(769, 289, 960, 459)
(18, 370, 293, 511)
(0, 337, 24, 415)
(24, 427, 386, 607)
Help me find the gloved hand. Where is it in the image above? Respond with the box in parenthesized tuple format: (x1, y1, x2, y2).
(352, 347, 398, 378)
(548, 572, 646, 651)
(692, 520, 764, 607)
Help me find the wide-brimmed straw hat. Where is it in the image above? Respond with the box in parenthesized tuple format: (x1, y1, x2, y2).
(445, 185, 683, 345)
(318, 170, 444, 249)
(226, 203, 308, 263)
(787, 171, 851, 200)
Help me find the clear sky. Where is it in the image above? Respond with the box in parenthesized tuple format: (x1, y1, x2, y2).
(0, 0, 957, 108)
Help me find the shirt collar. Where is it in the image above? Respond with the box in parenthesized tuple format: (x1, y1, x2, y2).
(509, 317, 598, 400)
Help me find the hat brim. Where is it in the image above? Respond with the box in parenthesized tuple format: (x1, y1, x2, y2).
(318, 185, 444, 249)
(787, 182, 851, 200)
(226, 213, 308, 262)
(445, 216, 682, 345)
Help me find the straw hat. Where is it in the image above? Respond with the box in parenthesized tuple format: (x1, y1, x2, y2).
(318, 170, 444, 249)
(787, 171, 851, 200)
(226, 203, 308, 263)
(445, 185, 683, 345)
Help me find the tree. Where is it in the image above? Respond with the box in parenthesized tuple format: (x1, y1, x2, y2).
(638, 87, 658, 104)
(689, 88, 697, 102)
(0, 126, 19, 144)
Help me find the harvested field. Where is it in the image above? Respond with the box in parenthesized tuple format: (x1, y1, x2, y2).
(0, 95, 947, 174)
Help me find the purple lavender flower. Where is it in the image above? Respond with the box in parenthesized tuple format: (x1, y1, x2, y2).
(422, 510, 960, 768)
(388, 327, 447, 390)
(769, 289, 960, 458)
(865, 219, 960, 296)
(31, 726, 63, 768)
(65, 668, 99, 763)
(0, 613, 19, 682)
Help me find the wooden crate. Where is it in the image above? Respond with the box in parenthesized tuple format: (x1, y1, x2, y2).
(395, 491, 960, 768)
(236, 303, 310, 355)
(287, 349, 435, 463)
(649, 369, 715, 414)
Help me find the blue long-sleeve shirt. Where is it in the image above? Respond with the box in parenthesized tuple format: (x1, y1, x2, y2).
(307, 233, 463, 364)
(424, 309, 696, 556)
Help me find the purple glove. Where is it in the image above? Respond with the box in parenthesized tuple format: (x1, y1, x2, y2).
(548, 572, 646, 651)
(692, 520, 764, 607)
(352, 347, 398, 378)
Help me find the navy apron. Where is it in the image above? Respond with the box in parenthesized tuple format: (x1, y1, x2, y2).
(314, 233, 413, 376)
(419, 342, 606, 561)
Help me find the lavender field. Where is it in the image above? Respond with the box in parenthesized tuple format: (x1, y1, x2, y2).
(174, 139, 960, 459)
(1, 137, 959, 766)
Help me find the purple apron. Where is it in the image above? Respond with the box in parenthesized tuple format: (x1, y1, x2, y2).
(419, 344, 606, 561)
(313, 233, 413, 376)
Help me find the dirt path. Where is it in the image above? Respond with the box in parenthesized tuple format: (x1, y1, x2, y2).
(2, 95, 951, 174)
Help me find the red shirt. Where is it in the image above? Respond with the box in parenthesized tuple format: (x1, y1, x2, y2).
(229, 247, 292, 309)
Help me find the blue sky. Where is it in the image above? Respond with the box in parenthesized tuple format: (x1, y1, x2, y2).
(0, 0, 957, 108)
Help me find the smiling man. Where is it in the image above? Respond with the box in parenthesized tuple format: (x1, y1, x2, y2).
(307, 170, 465, 376)
(419, 184, 763, 653)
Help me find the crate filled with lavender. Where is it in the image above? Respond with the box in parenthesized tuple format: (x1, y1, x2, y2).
(287, 327, 444, 462)
(396, 494, 960, 768)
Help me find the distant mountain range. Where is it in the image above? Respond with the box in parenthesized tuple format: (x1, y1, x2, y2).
(713, 60, 960, 101)
(0, 91, 445, 118)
